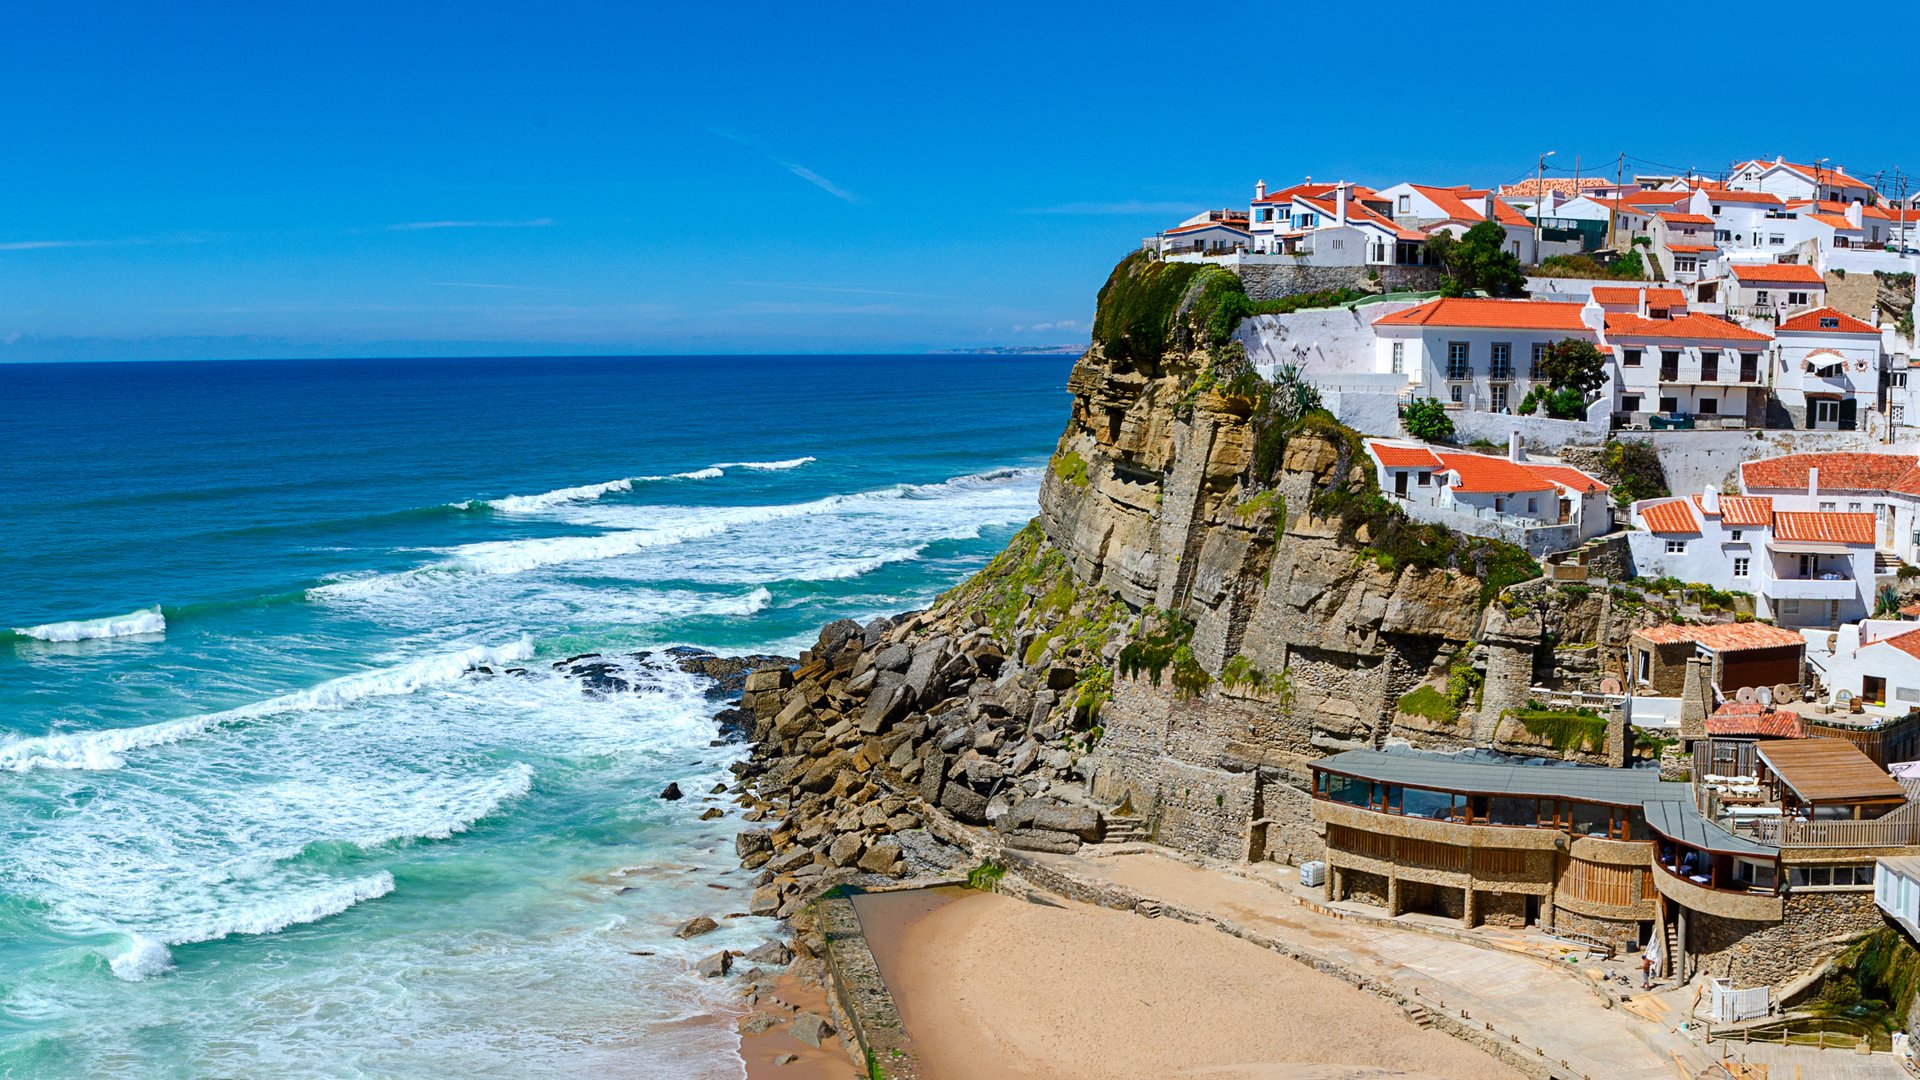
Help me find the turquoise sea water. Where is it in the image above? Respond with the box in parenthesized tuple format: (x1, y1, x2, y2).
(0, 355, 1068, 1078)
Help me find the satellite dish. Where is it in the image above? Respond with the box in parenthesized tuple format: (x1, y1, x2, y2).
(1737, 686, 1758, 704)
(1758, 686, 1774, 706)
(1600, 676, 1623, 695)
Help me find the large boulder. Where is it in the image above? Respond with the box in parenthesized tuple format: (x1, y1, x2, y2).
(695, 950, 732, 978)
(789, 1012, 835, 1049)
(939, 783, 989, 824)
(873, 642, 912, 673)
(858, 837, 904, 875)
(735, 828, 775, 859)
(816, 619, 863, 656)
(1031, 803, 1103, 840)
(674, 915, 719, 939)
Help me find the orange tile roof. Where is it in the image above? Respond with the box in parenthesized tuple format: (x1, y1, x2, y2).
(1729, 262, 1825, 284)
(1624, 191, 1692, 207)
(1166, 220, 1251, 235)
(1708, 703, 1807, 739)
(1881, 628, 1920, 662)
(1367, 441, 1442, 469)
(1704, 190, 1785, 206)
(1719, 496, 1775, 527)
(1741, 452, 1920, 492)
(1778, 307, 1879, 334)
(1525, 463, 1609, 494)
(1639, 497, 1701, 534)
(1667, 243, 1720, 253)
(1433, 451, 1558, 494)
(1590, 286, 1687, 308)
(1633, 622, 1806, 651)
(1736, 159, 1870, 189)
(1407, 185, 1532, 228)
(1374, 298, 1591, 331)
(1499, 177, 1611, 197)
(1809, 213, 1861, 231)
(1659, 212, 1716, 226)
(1603, 312, 1772, 342)
(1773, 511, 1876, 545)
(1295, 196, 1427, 242)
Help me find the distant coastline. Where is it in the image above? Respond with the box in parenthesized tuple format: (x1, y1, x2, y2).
(930, 343, 1087, 355)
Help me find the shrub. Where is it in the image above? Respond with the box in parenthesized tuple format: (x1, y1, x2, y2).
(1397, 685, 1460, 726)
(1513, 707, 1608, 753)
(1052, 450, 1090, 488)
(1403, 398, 1455, 442)
(965, 860, 1007, 891)
(1603, 438, 1668, 507)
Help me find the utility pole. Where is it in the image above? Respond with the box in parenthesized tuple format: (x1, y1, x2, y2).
(1534, 150, 1554, 257)
(1607, 152, 1625, 250)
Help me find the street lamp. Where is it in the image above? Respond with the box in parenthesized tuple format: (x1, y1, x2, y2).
(1535, 151, 1557, 255)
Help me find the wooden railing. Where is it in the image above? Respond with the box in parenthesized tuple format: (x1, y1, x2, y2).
(1749, 816, 1920, 848)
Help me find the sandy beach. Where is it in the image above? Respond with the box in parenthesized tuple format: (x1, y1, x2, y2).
(857, 887, 1527, 1080)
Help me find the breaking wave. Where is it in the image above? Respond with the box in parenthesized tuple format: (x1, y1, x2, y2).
(0, 640, 533, 773)
(105, 873, 397, 981)
(10, 607, 166, 643)
(710, 457, 815, 471)
(475, 457, 816, 513)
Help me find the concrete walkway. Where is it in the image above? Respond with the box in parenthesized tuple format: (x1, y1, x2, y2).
(1014, 847, 1906, 1080)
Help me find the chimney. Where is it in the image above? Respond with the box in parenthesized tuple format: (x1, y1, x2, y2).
(1508, 431, 1523, 462)
(1304, 175, 1312, 185)
(1336, 181, 1349, 225)
(1847, 202, 1863, 228)
(1679, 656, 1712, 745)
(1483, 192, 1497, 222)
(1702, 484, 1721, 514)
(1809, 466, 1820, 498)
(1637, 287, 1649, 316)
(1255, 179, 1266, 201)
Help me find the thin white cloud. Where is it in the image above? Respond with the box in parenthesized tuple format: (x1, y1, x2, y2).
(1022, 200, 1209, 216)
(710, 129, 865, 205)
(0, 233, 212, 252)
(386, 217, 554, 231)
(426, 281, 567, 292)
(0, 239, 99, 251)
(729, 280, 963, 300)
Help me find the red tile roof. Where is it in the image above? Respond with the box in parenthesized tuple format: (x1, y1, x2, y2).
(1498, 177, 1611, 198)
(1719, 496, 1775, 527)
(1166, 221, 1251, 235)
(1704, 190, 1785, 206)
(1590, 286, 1687, 308)
(1708, 703, 1807, 739)
(1433, 452, 1557, 494)
(1729, 262, 1825, 285)
(1367, 441, 1442, 469)
(1639, 497, 1701, 534)
(1295, 196, 1427, 242)
(1624, 191, 1693, 208)
(1525, 463, 1608, 494)
(1603, 312, 1772, 342)
(1667, 243, 1720, 253)
(1777, 307, 1879, 335)
(1736, 159, 1871, 190)
(1374, 298, 1591, 331)
(1659, 212, 1716, 225)
(1808, 213, 1861, 231)
(1634, 622, 1806, 651)
(1881, 628, 1920, 662)
(1407, 185, 1532, 228)
(1740, 452, 1920, 493)
(1773, 511, 1876, 545)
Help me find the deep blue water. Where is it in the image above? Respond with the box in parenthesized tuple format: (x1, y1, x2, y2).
(0, 354, 1068, 1077)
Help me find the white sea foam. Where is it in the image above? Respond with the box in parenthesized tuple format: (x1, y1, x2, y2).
(13, 607, 166, 642)
(710, 456, 815, 471)
(342, 763, 535, 849)
(0, 640, 533, 772)
(106, 933, 175, 981)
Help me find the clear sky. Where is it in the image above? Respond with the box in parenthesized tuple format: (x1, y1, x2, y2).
(7, 1, 1920, 361)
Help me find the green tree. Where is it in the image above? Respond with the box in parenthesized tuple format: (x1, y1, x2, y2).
(1425, 220, 1527, 298)
(1403, 397, 1454, 442)
(1536, 337, 1608, 397)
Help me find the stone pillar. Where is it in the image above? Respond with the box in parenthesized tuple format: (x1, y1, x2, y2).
(1676, 906, 1690, 982)
(1387, 871, 1401, 916)
(1331, 866, 1345, 903)
(1679, 657, 1711, 748)
(1462, 885, 1478, 928)
(1606, 699, 1631, 768)
(1543, 884, 1557, 932)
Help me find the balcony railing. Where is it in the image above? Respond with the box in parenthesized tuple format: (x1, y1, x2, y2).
(1749, 816, 1920, 848)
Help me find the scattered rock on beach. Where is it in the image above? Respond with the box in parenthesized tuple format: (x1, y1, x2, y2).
(699, 807, 724, 820)
(788, 1012, 833, 1048)
(743, 938, 794, 966)
(674, 916, 719, 939)
(739, 1010, 781, 1035)
(695, 950, 732, 978)
(658, 782, 683, 801)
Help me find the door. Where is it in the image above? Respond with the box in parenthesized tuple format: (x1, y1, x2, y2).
(1395, 470, 1409, 496)
(1866, 676, 1887, 707)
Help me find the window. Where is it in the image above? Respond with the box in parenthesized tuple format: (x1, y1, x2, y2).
(1782, 599, 1801, 614)
(1730, 529, 1743, 541)
(1623, 347, 1643, 367)
(1530, 342, 1548, 376)
(1769, 234, 1786, 246)
(1665, 539, 1687, 554)
(1815, 400, 1840, 425)
(1892, 371, 1908, 388)
(1398, 194, 1411, 214)
(1526, 497, 1538, 513)
(1494, 496, 1507, 513)
(1699, 398, 1718, 415)
(1622, 394, 1642, 412)
(1637, 649, 1651, 683)
(1447, 342, 1470, 379)
(1820, 317, 1840, 329)
(1734, 556, 1750, 578)
(1849, 501, 1863, 511)
(1416, 470, 1430, 486)
(1660, 396, 1679, 413)
(1391, 341, 1404, 374)
(1740, 352, 1759, 382)
(1491, 384, 1508, 410)
(1788, 291, 1809, 306)
(1660, 350, 1680, 380)
(1450, 384, 1463, 403)
(1820, 500, 1837, 511)
(1756, 290, 1771, 305)
(1675, 257, 1698, 273)
(1701, 351, 1720, 381)
(1490, 342, 1511, 380)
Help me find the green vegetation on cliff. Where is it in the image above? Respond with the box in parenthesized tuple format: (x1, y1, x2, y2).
(1510, 703, 1608, 753)
(1396, 685, 1460, 727)
(1093, 252, 1257, 366)
(1814, 928, 1920, 1040)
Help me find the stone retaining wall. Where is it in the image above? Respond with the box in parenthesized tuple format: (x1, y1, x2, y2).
(820, 890, 922, 1078)
(1232, 262, 1443, 302)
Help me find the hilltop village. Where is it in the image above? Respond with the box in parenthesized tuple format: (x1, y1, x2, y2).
(715, 156, 1920, 1078)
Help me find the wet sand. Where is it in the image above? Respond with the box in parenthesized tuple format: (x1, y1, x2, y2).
(737, 970, 854, 1079)
(855, 887, 1526, 1080)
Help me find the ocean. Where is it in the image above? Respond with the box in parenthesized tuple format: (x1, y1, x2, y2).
(0, 354, 1068, 1077)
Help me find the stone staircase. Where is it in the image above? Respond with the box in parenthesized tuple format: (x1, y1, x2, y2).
(1401, 1003, 1435, 1030)
(1098, 814, 1149, 847)
(1878, 551, 1907, 575)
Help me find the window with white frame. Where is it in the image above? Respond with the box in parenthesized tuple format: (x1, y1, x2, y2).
(1788, 291, 1809, 306)
(1450, 384, 1463, 403)
(1491, 385, 1508, 410)
(1756, 290, 1771, 304)
(1820, 500, 1837, 511)
(1398, 194, 1411, 214)
(1815, 400, 1840, 425)
(1734, 556, 1750, 578)
(1530, 342, 1547, 376)
(1675, 257, 1698, 273)
(1769, 234, 1786, 246)
(1490, 342, 1511, 380)
(1665, 539, 1687, 553)
(1391, 341, 1404, 374)
(1447, 342, 1470, 379)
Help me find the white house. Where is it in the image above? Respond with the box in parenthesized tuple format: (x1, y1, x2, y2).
(1369, 297, 1602, 414)
(1246, 179, 1422, 265)
(1367, 437, 1611, 554)
(1802, 620, 1920, 713)
(1772, 307, 1884, 430)
(1649, 211, 1719, 282)
(1721, 262, 1826, 324)
(1150, 210, 1251, 256)
(1604, 307, 1772, 426)
(1373, 183, 1539, 264)
(1876, 856, 1920, 942)
(1726, 158, 1878, 204)
(1738, 451, 1920, 566)
(1628, 487, 1876, 627)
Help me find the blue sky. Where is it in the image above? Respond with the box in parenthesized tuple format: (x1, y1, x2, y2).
(6, 1, 1920, 360)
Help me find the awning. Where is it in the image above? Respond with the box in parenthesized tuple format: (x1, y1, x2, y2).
(1767, 541, 1856, 554)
